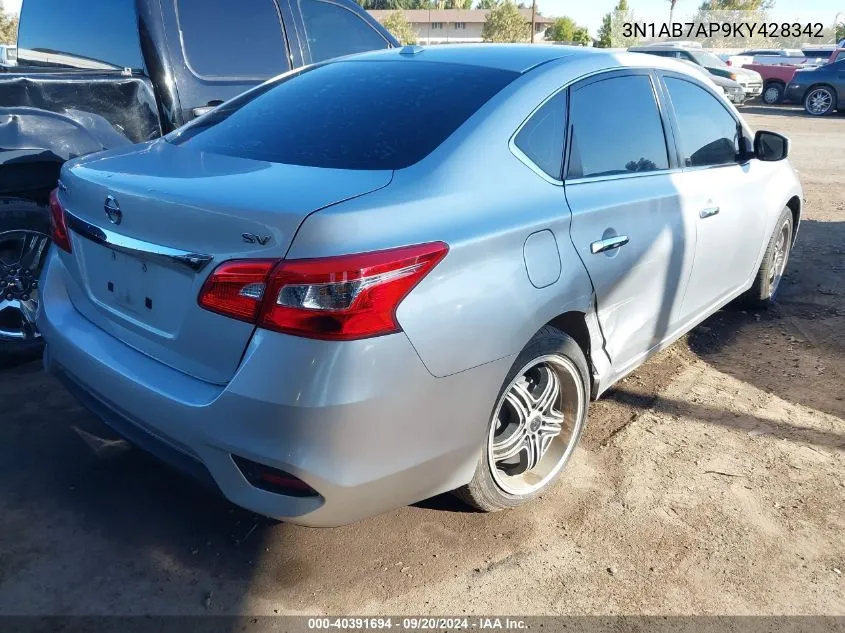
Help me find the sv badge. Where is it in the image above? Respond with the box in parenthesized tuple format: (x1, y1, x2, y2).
(242, 233, 272, 246)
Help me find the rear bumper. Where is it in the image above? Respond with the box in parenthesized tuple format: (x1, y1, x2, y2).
(38, 249, 511, 526)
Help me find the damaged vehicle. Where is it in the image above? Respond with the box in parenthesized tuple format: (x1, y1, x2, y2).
(40, 47, 802, 526)
(0, 0, 397, 360)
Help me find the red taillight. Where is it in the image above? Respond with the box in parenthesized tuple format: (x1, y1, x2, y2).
(198, 259, 276, 322)
(48, 188, 72, 253)
(198, 242, 448, 341)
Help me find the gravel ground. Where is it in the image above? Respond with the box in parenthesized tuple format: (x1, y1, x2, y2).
(0, 106, 843, 616)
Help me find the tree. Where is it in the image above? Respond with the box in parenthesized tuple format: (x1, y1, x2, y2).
(668, 0, 678, 24)
(0, 8, 18, 44)
(572, 26, 592, 45)
(481, 0, 529, 42)
(545, 16, 591, 45)
(837, 19, 845, 43)
(380, 10, 418, 44)
(596, 12, 612, 47)
(476, 0, 499, 8)
(546, 16, 578, 42)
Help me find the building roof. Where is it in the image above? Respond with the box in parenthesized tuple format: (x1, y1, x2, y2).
(368, 9, 556, 25)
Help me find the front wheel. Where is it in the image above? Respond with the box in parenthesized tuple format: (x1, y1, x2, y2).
(741, 207, 793, 309)
(804, 86, 836, 116)
(0, 199, 51, 365)
(454, 326, 589, 512)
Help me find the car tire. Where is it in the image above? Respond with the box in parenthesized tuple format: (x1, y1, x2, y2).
(761, 82, 784, 105)
(741, 206, 793, 309)
(803, 85, 836, 116)
(454, 326, 589, 512)
(0, 198, 51, 367)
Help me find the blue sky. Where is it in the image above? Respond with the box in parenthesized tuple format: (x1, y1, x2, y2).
(3, 0, 841, 37)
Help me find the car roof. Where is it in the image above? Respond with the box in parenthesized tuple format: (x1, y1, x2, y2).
(344, 44, 605, 73)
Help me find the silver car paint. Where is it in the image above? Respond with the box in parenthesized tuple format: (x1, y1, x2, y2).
(39, 46, 803, 525)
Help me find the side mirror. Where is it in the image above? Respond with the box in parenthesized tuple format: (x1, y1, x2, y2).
(754, 130, 790, 161)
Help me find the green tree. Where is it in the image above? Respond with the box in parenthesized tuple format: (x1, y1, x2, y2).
(0, 8, 18, 43)
(837, 19, 845, 43)
(481, 0, 529, 42)
(697, 0, 772, 9)
(476, 0, 499, 8)
(546, 16, 578, 42)
(572, 26, 592, 45)
(380, 10, 418, 44)
(596, 12, 612, 47)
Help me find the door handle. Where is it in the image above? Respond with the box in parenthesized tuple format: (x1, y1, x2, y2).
(590, 235, 629, 254)
(191, 100, 224, 118)
(699, 206, 720, 219)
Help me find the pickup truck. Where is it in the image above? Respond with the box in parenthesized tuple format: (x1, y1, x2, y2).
(747, 48, 845, 105)
(0, 0, 397, 361)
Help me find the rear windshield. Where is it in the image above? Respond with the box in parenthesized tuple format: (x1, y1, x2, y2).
(167, 60, 519, 170)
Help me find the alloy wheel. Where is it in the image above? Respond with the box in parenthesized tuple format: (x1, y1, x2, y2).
(0, 230, 50, 342)
(768, 221, 790, 298)
(487, 354, 585, 495)
(806, 88, 833, 115)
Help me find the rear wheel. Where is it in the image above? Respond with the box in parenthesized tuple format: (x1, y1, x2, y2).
(761, 82, 784, 105)
(741, 207, 793, 309)
(454, 326, 589, 512)
(0, 199, 50, 365)
(804, 86, 836, 116)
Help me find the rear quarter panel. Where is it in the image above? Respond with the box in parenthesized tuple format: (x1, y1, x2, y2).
(285, 58, 616, 378)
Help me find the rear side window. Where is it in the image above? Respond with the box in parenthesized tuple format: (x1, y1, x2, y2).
(169, 61, 518, 170)
(566, 75, 669, 179)
(176, 0, 289, 78)
(664, 77, 738, 167)
(514, 90, 567, 180)
(300, 0, 389, 63)
(17, 0, 143, 70)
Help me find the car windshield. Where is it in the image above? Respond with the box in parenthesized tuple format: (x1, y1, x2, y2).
(168, 60, 519, 170)
(689, 50, 727, 68)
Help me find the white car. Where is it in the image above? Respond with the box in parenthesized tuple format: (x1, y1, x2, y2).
(740, 48, 806, 66)
(0, 44, 17, 67)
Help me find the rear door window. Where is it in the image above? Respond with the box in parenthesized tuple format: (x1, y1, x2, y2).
(514, 90, 567, 180)
(17, 0, 143, 70)
(169, 60, 518, 170)
(566, 74, 669, 179)
(664, 76, 739, 167)
(299, 0, 389, 63)
(176, 0, 289, 79)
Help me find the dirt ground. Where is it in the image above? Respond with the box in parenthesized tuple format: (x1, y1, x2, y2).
(0, 106, 843, 617)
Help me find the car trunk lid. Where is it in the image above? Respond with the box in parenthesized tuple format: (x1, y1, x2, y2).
(58, 141, 392, 383)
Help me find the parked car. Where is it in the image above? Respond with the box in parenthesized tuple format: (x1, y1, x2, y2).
(785, 57, 845, 115)
(0, 44, 16, 68)
(39, 46, 802, 526)
(801, 45, 837, 66)
(717, 52, 755, 68)
(745, 63, 799, 104)
(0, 0, 397, 361)
(749, 49, 845, 105)
(679, 58, 746, 104)
(629, 44, 763, 99)
(739, 48, 807, 66)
